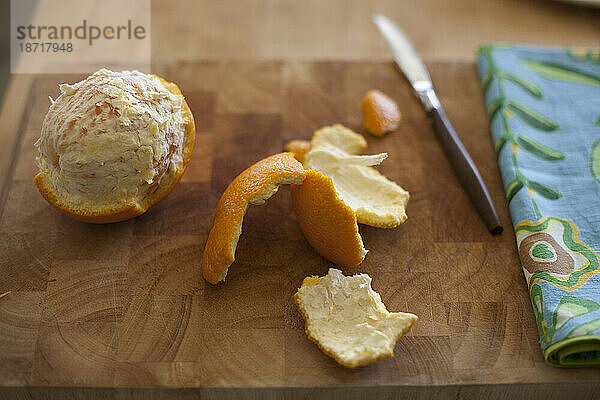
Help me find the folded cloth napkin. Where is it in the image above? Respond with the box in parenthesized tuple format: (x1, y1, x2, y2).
(477, 45, 600, 367)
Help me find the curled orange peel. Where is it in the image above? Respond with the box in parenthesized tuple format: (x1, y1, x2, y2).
(202, 152, 306, 284)
(290, 124, 409, 265)
(291, 170, 367, 266)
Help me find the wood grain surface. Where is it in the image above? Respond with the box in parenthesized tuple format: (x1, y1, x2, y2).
(150, 0, 600, 62)
(1, 62, 600, 399)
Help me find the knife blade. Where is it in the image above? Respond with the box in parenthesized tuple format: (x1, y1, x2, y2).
(373, 14, 503, 234)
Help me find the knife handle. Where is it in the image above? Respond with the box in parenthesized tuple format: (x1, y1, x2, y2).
(428, 106, 503, 235)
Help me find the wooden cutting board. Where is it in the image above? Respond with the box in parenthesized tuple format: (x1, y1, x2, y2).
(1, 62, 599, 398)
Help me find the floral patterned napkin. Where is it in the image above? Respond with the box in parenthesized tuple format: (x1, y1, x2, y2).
(477, 45, 600, 367)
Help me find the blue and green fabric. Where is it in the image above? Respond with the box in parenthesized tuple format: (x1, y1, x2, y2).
(477, 45, 600, 367)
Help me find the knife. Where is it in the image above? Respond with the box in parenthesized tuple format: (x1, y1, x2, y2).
(373, 14, 503, 235)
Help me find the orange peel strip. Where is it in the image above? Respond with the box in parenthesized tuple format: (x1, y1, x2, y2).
(290, 169, 367, 266)
(202, 152, 306, 284)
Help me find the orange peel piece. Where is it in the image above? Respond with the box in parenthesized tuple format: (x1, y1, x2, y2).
(304, 125, 409, 228)
(284, 140, 311, 163)
(291, 170, 367, 266)
(284, 124, 367, 161)
(304, 145, 408, 228)
(295, 268, 418, 368)
(290, 125, 409, 265)
(311, 124, 367, 155)
(362, 90, 401, 136)
(202, 152, 306, 284)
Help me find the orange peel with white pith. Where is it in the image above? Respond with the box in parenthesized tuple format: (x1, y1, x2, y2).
(285, 124, 367, 162)
(202, 152, 306, 284)
(291, 170, 367, 266)
(294, 125, 409, 227)
(311, 124, 367, 155)
(304, 143, 409, 228)
(289, 124, 409, 265)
